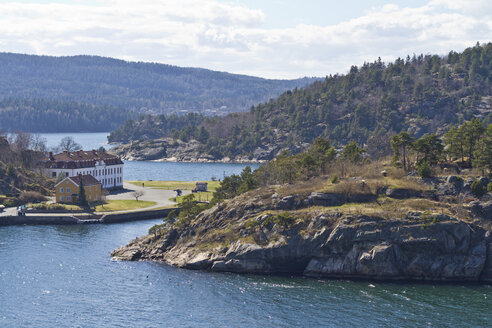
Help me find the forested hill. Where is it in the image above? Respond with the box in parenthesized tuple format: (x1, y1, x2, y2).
(0, 98, 133, 133)
(0, 52, 316, 119)
(111, 43, 492, 160)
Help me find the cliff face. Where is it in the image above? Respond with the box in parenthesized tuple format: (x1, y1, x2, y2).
(112, 184, 492, 282)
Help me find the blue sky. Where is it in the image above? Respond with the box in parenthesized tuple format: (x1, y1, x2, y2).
(0, 0, 489, 78)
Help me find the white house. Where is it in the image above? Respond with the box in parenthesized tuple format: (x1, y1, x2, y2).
(42, 150, 124, 189)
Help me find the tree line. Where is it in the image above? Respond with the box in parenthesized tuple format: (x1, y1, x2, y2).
(0, 98, 134, 132)
(391, 118, 492, 176)
(114, 42, 492, 161)
(0, 52, 316, 122)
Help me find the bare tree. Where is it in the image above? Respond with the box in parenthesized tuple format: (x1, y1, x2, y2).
(132, 190, 145, 201)
(31, 134, 48, 153)
(58, 136, 82, 152)
(12, 132, 32, 152)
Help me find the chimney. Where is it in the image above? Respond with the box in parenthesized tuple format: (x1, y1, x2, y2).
(49, 152, 54, 160)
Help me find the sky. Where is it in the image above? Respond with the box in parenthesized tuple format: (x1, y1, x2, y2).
(0, 0, 490, 79)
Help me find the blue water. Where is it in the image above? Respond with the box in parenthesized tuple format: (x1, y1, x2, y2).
(2, 133, 486, 327)
(123, 161, 259, 181)
(40, 132, 111, 151)
(1, 221, 491, 328)
(40, 132, 260, 181)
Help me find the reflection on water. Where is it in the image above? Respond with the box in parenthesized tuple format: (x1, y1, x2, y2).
(0, 221, 491, 327)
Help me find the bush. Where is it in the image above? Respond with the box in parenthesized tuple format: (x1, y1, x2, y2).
(331, 174, 339, 184)
(487, 182, 492, 192)
(19, 191, 46, 204)
(417, 161, 432, 178)
(165, 209, 178, 223)
(274, 212, 296, 229)
(470, 180, 485, 198)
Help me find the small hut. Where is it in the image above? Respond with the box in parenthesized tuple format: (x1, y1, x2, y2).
(194, 182, 208, 192)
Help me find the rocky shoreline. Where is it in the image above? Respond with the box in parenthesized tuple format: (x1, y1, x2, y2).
(112, 212, 492, 282)
(109, 137, 273, 163)
(112, 175, 492, 283)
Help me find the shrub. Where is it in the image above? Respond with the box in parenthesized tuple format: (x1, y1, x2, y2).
(470, 180, 485, 198)
(331, 174, 339, 184)
(487, 182, 492, 192)
(417, 161, 432, 178)
(274, 212, 296, 229)
(19, 191, 46, 204)
(148, 223, 167, 236)
(165, 209, 178, 223)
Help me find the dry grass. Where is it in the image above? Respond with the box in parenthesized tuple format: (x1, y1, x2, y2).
(276, 177, 329, 197)
(383, 177, 429, 191)
(301, 197, 454, 220)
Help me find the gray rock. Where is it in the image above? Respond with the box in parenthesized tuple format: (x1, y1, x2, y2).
(385, 188, 419, 199)
(277, 196, 296, 210)
(308, 192, 345, 206)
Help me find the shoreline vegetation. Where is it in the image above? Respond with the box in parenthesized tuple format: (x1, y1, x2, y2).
(112, 127, 492, 282)
(108, 43, 492, 164)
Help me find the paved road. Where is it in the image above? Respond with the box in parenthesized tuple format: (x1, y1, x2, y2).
(105, 182, 190, 211)
(0, 182, 189, 217)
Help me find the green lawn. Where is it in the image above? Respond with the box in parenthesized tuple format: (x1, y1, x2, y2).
(170, 191, 214, 204)
(127, 180, 220, 191)
(94, 200, 157, 212)
(31, 200, 157, 212)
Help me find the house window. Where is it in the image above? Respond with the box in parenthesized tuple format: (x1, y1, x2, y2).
(66, 188, 70, 193)
(66, 196, 71, 202)
(66, 172, 69, 177)
(59, 196, 63, 201)
(60, 188, 63, 193)
(52, 172, 56, 178)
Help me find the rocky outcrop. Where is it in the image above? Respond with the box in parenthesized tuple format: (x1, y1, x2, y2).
(112, 175, 492, 282)
(112, 211, 492, 282)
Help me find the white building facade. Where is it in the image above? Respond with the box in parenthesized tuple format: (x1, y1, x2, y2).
(42, 150, 124, 189)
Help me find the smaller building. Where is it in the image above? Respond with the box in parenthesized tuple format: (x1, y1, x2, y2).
(194, 182, 208, 192)
(55, 174, 102, 204)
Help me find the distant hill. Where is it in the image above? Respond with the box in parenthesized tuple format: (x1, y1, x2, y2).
(110, 43, 492, 161)
(0, 52, 318, 132)
(0, 98, 133, 133)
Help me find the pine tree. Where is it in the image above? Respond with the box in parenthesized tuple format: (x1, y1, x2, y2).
(391, 132, 414, 171)
(78, 178, 88, 206)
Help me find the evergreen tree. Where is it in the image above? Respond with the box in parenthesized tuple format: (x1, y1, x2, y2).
(391, 132, 414, 171)
(78, 178, 88, 206)
(412, 134, 443, 166)
(341, 141, 365, 163)
(473, 124, 492, 171)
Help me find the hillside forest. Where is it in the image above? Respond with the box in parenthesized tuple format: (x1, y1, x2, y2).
(0, 53, 317, 132)
(110, 43, 492, 161)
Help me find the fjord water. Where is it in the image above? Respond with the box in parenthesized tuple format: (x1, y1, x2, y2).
(1, 132, 486, 327)
(1, 221, 491, 328)
(40, 132, 260, 181)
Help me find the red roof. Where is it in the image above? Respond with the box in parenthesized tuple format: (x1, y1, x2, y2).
(70, 174, 101, 187)
(43, 150, 123, 169)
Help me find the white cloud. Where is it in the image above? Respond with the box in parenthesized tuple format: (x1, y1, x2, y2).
(0, 0, 489, 78)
